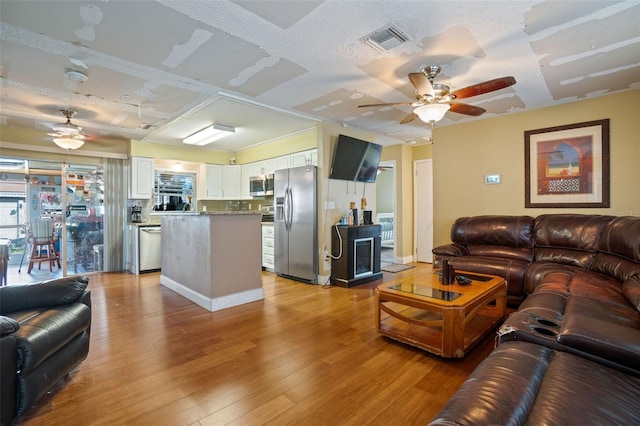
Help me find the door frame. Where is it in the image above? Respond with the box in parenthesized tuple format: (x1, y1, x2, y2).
(376, 159, 396, 262)
(413, 159, 433, 263)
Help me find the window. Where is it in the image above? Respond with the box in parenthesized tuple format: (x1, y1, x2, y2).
(153, 170, 195, 211)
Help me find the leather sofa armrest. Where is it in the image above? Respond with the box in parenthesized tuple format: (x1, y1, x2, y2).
(0, 276, 89, 314)
(0, 315, 20, 336)
(0, 335, 17, 425)
(559, 314, 640, 372)
(432, 243, 468, 257)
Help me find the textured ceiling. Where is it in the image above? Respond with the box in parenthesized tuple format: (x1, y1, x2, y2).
(0, 0, 638, 152)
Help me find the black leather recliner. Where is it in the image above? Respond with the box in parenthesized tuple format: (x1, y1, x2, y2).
(0, 276, 91, 425)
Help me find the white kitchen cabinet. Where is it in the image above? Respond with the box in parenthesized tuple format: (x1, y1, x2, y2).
(262, 223, 275, 270)
(241, 164, 253, 199)
(198, 164, 222, 200)
(250, 159, 274, 177)
(129, 156, 154, 199)
(198, 164, 241, 200)
(222, 165, 241, 199)
(290, 149, 317, 167)
(274, 155, 290, 171)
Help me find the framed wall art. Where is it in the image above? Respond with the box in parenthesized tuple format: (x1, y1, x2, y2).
(525, 119, 610, 208)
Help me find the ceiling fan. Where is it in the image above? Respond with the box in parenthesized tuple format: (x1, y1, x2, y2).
(359, 65, 516, 125)
(47, 109, 87, 150)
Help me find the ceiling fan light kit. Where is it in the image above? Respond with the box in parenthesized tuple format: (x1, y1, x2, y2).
(358, 65, 516, 127)
(53, 137, 85, 150)
(414, 103, 451, 123)
(183, 124, 235, 146)
(49, 109, 88, 150)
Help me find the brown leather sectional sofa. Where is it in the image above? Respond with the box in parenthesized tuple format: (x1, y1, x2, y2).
(430, 214, 640, 425)
(0, 276, 91, 425)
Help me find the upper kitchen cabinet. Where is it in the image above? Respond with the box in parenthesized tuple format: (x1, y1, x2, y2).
(198, 164, 242, 200)
(241, 164, 252, 199)
(222, 165, 242, 199)
(274, 155, 290, 171)
(129, 156, 154, 199)
(198, 164, 222, 199)
(290, 149, 317, 167)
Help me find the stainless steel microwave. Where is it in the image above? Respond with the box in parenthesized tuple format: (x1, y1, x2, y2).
(249, 174, 274, 196)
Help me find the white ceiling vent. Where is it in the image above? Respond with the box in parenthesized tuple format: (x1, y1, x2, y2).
(361, 25, 411, 52)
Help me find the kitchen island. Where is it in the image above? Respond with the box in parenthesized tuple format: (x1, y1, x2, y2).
(160, 211, 263, 312)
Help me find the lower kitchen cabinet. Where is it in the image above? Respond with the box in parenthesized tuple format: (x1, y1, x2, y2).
(262, 223, 274, 271)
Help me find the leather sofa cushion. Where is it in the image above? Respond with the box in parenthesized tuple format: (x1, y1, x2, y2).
(517, 291, 567, 321)
(430, 341, 640, 426)
(534, 214, 613, 252)
(429, 341, 551, 426)
(451, 215, 534, 260)
(466, 244, 533, 262)
(558, 313, 640, 372)
(0, 276, 89, 314)
(565, 295, 640, 328)
(534, 247, 597, 269)
(623, 275, 640, 311)
(10, 303, 91, 374)
(447, 256, 528, 302)
(526, 346, 640, 425)
(591, 252, 640, 283)
(0, 315, 20, 335)
(598, 216, 640, 262)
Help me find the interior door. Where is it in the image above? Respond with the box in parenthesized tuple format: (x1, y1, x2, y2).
(414, 159, 433, 263)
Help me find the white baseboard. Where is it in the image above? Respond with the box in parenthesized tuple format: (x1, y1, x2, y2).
(160, 275, 264, 312)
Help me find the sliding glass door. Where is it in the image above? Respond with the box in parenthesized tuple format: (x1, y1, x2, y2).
(64, 164, 104, 274)
(0, 158, 105, 283)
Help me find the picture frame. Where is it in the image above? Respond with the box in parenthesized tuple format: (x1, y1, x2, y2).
(525, 119, 610, 208)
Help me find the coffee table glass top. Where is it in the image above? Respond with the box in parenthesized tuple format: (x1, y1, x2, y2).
(389, 283, 463, 301)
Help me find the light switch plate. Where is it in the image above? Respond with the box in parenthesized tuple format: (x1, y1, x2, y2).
(485, 174, 501, 185)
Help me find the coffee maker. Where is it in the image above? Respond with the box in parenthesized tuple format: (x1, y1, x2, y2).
(130, 206, 143, 223)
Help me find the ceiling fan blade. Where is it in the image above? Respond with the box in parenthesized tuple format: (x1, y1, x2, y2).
(449, 102, 486, 116)
(408, 72, 434, 97)
(451, 76, 516, 99)
(400, 112, 418, 124)
(358, 101, 413, 108)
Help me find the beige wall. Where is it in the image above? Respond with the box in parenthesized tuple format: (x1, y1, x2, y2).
(431, 89, 640, 247)
(235, 127, 318, 164)
(131, 139, 231, 164)
(317, 122, 378, 279)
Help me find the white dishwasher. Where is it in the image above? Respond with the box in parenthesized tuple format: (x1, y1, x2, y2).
(139, 225, 162, 273)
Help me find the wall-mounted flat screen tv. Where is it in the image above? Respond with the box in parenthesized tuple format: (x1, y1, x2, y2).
(329, 134, 383, 183)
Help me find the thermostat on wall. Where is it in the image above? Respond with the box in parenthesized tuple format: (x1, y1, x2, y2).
(485, 174, 501, 185)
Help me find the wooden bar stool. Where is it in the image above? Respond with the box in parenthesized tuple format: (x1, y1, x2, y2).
(27, 219, 61, 273)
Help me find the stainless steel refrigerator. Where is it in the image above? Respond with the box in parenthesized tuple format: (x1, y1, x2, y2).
(274, 165, 318, 283)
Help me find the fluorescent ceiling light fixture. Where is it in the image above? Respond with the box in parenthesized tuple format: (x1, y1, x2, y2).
(53, 137, 85, 150)
(414, 103, 450, 123)
(183, 124, 235, 146)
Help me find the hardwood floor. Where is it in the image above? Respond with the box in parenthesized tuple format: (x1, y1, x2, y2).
(14, 263, 498, 425)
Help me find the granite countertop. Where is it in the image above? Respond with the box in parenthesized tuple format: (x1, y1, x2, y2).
(199, 211, 261, 215)
(156, 211, 261, 216)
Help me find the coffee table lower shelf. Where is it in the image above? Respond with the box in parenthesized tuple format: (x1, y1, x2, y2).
(378, 303, 504, 358)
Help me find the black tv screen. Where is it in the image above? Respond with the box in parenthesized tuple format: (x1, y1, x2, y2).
(329, 135, 382, 183)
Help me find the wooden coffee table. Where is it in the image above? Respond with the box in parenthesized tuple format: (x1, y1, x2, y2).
(375, 271, 507, 358)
